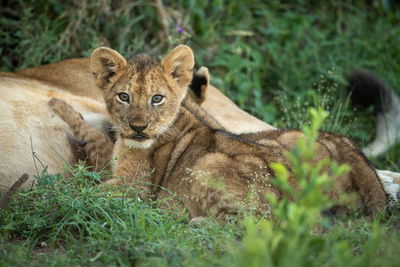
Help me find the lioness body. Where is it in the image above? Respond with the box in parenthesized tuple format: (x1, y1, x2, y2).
(50, 46, 387, 218)
(0, 72, 109, 190)
(18, 58, 103, 102)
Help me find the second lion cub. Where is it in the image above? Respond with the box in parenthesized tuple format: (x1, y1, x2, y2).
(49, 45, 387, 219)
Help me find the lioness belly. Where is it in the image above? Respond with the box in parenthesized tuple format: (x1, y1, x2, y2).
(0, 76, 106, 191)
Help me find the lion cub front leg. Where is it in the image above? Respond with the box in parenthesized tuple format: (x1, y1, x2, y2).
(109, 142, 154, 198)
(48, 98, 113, 171)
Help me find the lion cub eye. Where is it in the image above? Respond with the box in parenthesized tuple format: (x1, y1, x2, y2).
(151, 94, 164, 105)
(118, 93, 130, 103)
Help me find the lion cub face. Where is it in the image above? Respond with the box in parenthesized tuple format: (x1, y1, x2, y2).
(90, 45, 194, 149)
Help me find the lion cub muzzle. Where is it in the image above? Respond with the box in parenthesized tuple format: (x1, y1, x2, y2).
(128, 123, 149, 140)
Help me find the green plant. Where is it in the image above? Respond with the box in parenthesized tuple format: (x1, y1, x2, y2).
(232, 107, 385, 267)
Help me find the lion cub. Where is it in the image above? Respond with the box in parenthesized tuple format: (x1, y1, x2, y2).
(49, 45, 387, 219)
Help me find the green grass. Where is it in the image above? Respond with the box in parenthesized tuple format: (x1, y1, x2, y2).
(0, 166, 240, 266)
(1, 110, 400, 266)
(1, 0, 400, 265)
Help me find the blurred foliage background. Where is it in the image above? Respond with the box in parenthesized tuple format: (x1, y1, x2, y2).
(1, 0, 400, 167)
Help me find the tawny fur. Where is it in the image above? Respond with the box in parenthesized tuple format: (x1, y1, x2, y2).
(18, 58, 104, 102)
(50, 46, 387, 218)
(0, 72, 109, 190)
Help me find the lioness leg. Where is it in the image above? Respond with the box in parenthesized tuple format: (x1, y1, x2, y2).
(48, 98, 113, 171)
(376, 170, 400, 201)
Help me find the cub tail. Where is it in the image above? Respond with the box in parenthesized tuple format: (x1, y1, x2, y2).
(347, 69, 400, 157)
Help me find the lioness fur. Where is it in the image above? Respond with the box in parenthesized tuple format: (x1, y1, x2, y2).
(0, 72, 109, 190)
(49, 45, 387, 218)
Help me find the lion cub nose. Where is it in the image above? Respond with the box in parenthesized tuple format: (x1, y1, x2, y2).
(129, 123, 148, 132)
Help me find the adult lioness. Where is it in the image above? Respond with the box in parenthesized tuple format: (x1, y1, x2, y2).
(49, 45, 387, 219)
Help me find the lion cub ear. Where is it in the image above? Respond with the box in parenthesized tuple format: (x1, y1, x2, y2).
(161, 45, 194, 94)
(90, 47, 127, 89)
(188, 67, 209, 104)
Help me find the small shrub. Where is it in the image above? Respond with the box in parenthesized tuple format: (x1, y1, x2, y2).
(232, 108, 384, 267)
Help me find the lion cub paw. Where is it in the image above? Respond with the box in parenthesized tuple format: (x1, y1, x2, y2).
(189, 216, 208, 225)
(48, 97, 84, 122)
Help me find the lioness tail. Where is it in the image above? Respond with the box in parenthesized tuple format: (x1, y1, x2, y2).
(347, 69, 400, 157)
